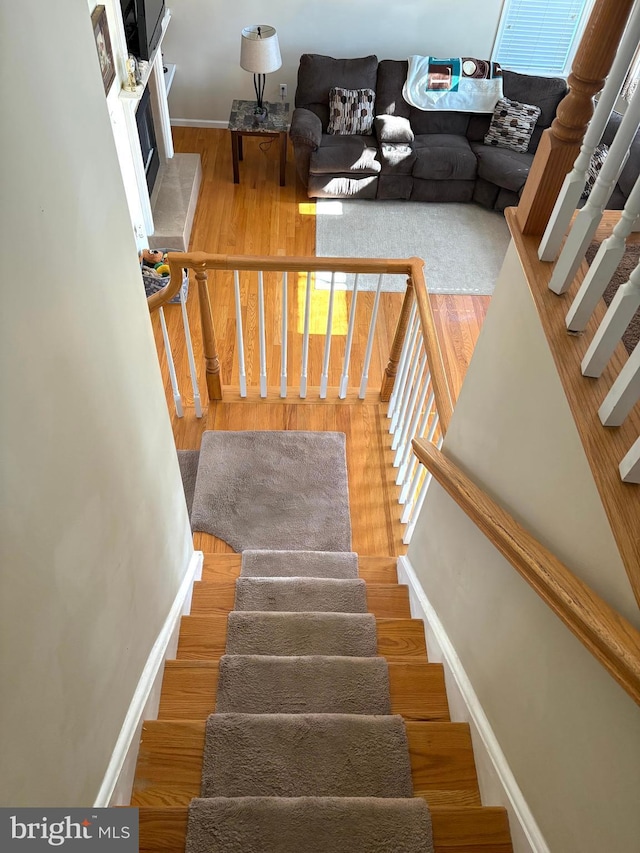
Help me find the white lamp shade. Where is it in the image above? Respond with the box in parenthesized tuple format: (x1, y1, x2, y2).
(240, 25, 282, 74)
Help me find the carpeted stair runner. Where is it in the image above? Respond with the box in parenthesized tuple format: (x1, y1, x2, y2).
(201, 713, 413, 798)
(215, 655, 391, 715)
(241, 549, 359, 579)
(187, 796, 433, 853)
(234, 576, 368, 613)
(226, 611, 378, 657)
(187, 533, 434, 850)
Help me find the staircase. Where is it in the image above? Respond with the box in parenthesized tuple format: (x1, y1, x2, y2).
(132, 551, 513, 852)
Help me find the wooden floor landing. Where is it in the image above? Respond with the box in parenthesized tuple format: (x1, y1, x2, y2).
(177, 396, 406, 557)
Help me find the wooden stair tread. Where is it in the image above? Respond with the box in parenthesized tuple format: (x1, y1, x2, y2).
(138, 805, 512, 852)
(202, 553, 399, 584)
(131, 719, 480, 808)
(158, 660, 449, 722)
(191, 580, 411, 618)
(177, 615, 427, 661)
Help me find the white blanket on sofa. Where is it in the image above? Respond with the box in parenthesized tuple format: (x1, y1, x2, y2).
(403, 55, 503, 113)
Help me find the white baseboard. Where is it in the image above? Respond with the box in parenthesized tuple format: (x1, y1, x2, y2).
(397, 556, 549, 853)
(94, 550, 204, 807)
(170, 118, 228, 129)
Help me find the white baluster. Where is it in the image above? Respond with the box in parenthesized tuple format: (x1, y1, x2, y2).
(619, 436, 640, 484)
(403, 469, 433, 544)
(233, 269, 247, 398)
(281, 271, 288, 398)
(388, 301, 418, 420)
(320, 272, 336, 399)
(258, 271, 267, 397)
(399, 388, 434, 503)
(566, 172, 640, 331)
(300, 271, 312, 399)
(400, 411, 440, 520)
(392, 339, 424, 452)
(549, 85, 640, 295)
(396, 374, 431, 485)
(158, 306, 183, 418)
(359, 273, 384, 399)
(394, 354, 427, 468)
(179, 278, 202, 417)
(339, 274, 360, 399)
(581, 260, 640, 377)
(539, 3, 640, 261)
(389, 306, 419, 429)
(598, 344, 640, 426)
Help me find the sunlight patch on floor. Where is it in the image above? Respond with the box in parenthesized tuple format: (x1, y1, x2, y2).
(296, 272, 348, 335)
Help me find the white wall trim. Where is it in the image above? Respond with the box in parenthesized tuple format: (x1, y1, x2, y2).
(397, 555, 550, 853)
(171, 118, 228, 129)
(94, 549, 204, 807)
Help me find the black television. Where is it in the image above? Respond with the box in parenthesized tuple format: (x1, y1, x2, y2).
(120, 0, 165, 61)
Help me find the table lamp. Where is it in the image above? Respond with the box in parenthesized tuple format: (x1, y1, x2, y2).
(240, 25, 282, 121)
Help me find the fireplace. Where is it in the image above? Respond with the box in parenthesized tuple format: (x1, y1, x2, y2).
(136, 85, 160, 195)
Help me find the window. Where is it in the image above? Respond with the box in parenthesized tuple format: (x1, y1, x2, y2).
(492, 0, 595, 77)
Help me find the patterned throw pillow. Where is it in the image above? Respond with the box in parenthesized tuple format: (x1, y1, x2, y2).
(582, 143, 609, 200)
(484, 97, 541, 153)
(327, 88, 376, 135)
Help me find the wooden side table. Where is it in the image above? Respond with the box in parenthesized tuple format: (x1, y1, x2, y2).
(228, 99, 290, 187)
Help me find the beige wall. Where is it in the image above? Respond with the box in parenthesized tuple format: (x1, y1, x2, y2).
(408, 243, 640, 851)
(0, 0, 193, 805)
(163, 0, 506, 123)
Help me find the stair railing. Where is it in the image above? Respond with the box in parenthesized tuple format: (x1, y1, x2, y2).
(148, 251, 453, 534)
(509, 0, 640, 483)
(411, 438, 640, 707)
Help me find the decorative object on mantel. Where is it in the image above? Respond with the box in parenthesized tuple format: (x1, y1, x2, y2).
(91, 5, 116, 95)
(122, 54, 141, 93)
(240, 24, 282, 122)
(403, 55, 503, 112)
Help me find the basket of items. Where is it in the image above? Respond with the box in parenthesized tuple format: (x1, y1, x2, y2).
(140, 248, 189, 304)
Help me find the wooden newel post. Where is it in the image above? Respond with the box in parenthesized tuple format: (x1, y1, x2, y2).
(195, 266, 223, 401)
(516, 0, 635, 236)
(380, 275, 415, 402)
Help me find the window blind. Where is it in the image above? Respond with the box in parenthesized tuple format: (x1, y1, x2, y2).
(493, 0, 591, 75)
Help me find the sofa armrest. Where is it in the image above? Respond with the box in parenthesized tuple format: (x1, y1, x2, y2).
(374, 114, 414, 144)
(290, 108, 323, 149)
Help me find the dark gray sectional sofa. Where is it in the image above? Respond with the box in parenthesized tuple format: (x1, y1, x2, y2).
(289, 53, 637, 212)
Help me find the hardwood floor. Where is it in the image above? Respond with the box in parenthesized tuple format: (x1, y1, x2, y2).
(154, 128, 492, 555)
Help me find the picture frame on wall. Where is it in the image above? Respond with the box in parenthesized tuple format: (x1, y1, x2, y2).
(91, 5, 116, 95)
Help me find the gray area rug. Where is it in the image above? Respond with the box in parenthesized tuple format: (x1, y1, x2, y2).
(226, 611, 378, 657)
(187, 797, 434, 853)
(178, 450, 199, 518)
(241, 550, 359, 579)
(201, 713, 413, 798)
(586, 242, 640, 354)
(234, 577, 368, 613)
(215, 655, 391, 715)
(315, 199, 510, 294)
(190, 431, 352, 552)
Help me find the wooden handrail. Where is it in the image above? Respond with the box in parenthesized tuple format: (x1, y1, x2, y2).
(146, 252, 454, 428)
(412, 437, 640, 705)
(517, 0, 636, 236)
(410, 259, 453, 434)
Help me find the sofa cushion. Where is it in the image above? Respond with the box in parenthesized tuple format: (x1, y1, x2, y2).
(471, 142, 533, 192)
(295, 54, 379, 131)
(378, 143, 416, 175)
(308, 174, 378, 199)
(582, 143, 609, 199)
(410, 109, 471, 137)
(413, 135, 477, 181)
(310, 135, 381, 175)
(328, 88, 376, 135)
(375, 60, 411, 118)
(502, 69, 566, 151)
(602, 111, 640, 200)
(484, 98, 541, 153)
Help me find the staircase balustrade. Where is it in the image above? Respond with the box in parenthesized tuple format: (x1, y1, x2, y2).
(147, 251, 452, 539)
